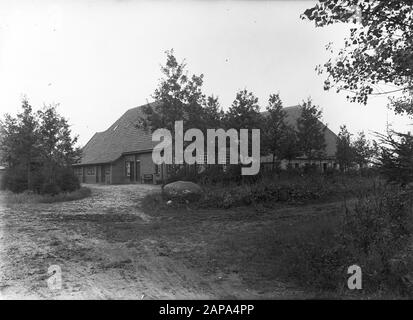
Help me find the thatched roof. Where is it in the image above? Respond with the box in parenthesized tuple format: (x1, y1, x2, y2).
(77, 103, 337, 165)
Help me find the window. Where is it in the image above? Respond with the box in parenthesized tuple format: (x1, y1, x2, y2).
(86, 167, 95, 175)
(125, 162, 130, 177)
(155, 164, 160, 175)
(105, 166, 110, 175)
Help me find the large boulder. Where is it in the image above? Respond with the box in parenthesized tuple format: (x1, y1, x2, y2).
(163, 181, 203, 203)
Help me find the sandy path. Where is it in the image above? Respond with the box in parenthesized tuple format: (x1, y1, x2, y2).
(0, 184, 305, 299)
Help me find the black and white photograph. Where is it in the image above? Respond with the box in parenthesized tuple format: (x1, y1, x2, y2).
(0, 0, 412, 305)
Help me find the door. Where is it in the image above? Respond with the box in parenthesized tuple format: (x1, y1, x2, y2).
(135, 160, 141, 183)
(101, 165, 106, 183)
(129, 161, 135, 182)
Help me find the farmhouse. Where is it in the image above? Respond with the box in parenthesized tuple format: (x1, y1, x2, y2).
(73, 103, 338, 184)
(261, 105, 338, 172)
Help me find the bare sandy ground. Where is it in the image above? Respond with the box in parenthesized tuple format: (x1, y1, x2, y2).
(0, 184, 310, 299)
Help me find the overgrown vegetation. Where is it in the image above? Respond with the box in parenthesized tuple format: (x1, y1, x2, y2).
(0, 98, 81, 196)
(284, 186, 413, 297)
(295, 0, 413, 297)
(3, 186, 91, 204)
(141, 170, 381, 212)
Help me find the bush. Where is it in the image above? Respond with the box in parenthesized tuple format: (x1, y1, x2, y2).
(1, 164, 80, 195)
(41, 182, 61, 195)
(141, 173, 381, 211)
(284, 186, 413, 296)
(3, 186, 91, 204)
(1, 168, 27, 193)
(140, 192, 167, 213)
(39, 186, 91, 203)
(56, 167, 80, 192)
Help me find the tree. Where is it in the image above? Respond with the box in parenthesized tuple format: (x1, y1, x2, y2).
(377, 131, 413, 185)
(139, 50, 224, 176)
(296, 98, 327, 162)
(0, 98, 80, 193)
(223, 89, 264, 171)
(140, 49, 208, 134)
(262, 93, 296, 170)
(37, 104, 80, 185)
(336, 125, 355, 171)
(279, 126, 300, 166)
(0, 99, 40, 190)
(352, 131, 376, 168)
(302, 1, 413, 114)
(224, 89, 264, 131)
(202, 95, 224, 129)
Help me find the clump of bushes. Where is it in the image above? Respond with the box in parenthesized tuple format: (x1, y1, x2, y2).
(284, 186, 413, 296)
(141, 173, 380, 212)
(1, 167, 28, 193)
(197, 174, 380, 209)
(3, 186, 91, 204)
(0, 98, 81, 198)
(2, 166, 80, 195)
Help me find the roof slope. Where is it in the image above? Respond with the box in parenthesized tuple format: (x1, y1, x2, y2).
(263, 105, 338, 158)
(78, 103, 158, 165)
(78, 103, 338, 165)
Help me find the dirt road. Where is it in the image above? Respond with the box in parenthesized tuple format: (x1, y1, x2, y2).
(0, 184, 312, 299)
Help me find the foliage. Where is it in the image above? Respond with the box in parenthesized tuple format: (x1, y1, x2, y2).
(262, 94, 300, 169)
(377, 131, 413, 185)
(352, 131, 377, 167)
(296, 98, 327, 160)
(302, 0, 413, 113)
(0, 98, 80, 195)
(139, 49, 223, 136)
(224, 89, 263, 131)
(336, 125, 355, 171)
(285, 186, 413, 296)
(142, 172, 381, 211)
(0, 99, 39, 190)
(3, 186, 91, 204)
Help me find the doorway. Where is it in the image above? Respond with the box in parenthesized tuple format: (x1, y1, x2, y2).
(135, 160, 141, 182)
(101, 165, 106, 183)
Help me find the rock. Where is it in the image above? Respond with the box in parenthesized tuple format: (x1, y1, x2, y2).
(163, 181, 202, 203)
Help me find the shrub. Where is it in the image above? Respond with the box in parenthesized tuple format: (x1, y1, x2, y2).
(41, 182, 61, 195)
(286, 221, 352, 291)
(31, 169, 46, 193)
(284, 186, 413, 296)
(39, 186, 91, 203)
(56, 167, 80, 192)
(1, 165, 80, 195)
(140, 191, 171, 213)
(3, 186, 91, 204)
(1, 168, 27, 193)
(141, 173, 381, 211)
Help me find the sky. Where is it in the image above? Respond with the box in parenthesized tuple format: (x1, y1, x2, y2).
(0, 0, 411, 146)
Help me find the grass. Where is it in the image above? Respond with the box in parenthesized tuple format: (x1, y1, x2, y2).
(141, 173, 383, 212)
(140, 173, 413, 298)
(2, 186, 92, 204)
